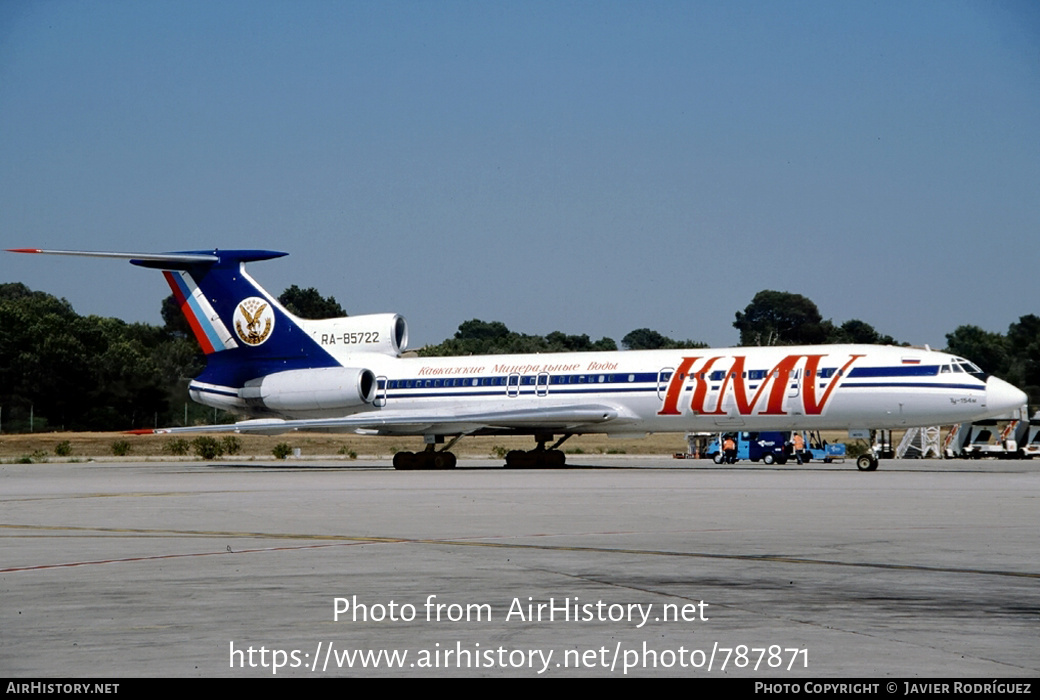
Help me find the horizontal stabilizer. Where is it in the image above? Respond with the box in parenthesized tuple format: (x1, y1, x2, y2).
(7, 248, 288, 270)
(7, 248, 220, 265)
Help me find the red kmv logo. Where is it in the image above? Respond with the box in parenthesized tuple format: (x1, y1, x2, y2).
(657, 353, 863, 417)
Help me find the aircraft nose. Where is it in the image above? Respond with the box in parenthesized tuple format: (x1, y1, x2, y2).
(985, 376, 1028, 415)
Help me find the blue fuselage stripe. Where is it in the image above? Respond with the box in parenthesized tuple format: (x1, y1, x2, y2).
(197, 366, 986, 402)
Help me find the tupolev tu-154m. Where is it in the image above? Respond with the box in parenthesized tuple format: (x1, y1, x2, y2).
(9, 248, 1027, 470)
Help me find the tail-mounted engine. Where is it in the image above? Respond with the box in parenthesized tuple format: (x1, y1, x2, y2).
(303, 313, 408, 357)
(239, 367, 376, 413)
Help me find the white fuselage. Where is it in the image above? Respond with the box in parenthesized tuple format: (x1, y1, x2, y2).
(190, 343, 1025, 436)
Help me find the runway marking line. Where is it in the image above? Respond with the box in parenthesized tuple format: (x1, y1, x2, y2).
(1, 522, 1037, 580)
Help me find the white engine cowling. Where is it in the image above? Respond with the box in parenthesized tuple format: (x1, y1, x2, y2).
(240, 367, 376, 413)
(303, 313, 408, 356)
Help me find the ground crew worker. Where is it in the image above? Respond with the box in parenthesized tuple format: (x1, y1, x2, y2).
(792, 432, 805, 464)
(723, 435, 737, 464)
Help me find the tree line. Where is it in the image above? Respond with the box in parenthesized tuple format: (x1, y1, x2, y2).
(0, 283, 346, 432)
(1, 284, 1035, 432)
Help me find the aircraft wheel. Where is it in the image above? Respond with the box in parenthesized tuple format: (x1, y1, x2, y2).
(547, 449, 566, 467)
(393, 452, 415, 470)
(432, 452, 456, 470)
(856, 454, 878, 471)
(763, 454, 775, 465)
(712, 453, 724, 465)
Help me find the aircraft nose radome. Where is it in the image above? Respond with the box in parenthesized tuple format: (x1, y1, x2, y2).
(985, 376, 1028, 414)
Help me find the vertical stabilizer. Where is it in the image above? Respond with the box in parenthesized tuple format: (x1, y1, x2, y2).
(130, 250, 340, 388)
(6, 248, 341, 391)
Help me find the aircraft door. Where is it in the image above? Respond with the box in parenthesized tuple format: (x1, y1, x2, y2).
(657, 368, 674, 401)
(507, 373, 521, 397)
(375, 376, 388, 407)
(536, 372, 550, 397)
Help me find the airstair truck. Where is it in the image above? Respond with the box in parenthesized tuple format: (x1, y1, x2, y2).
(1019, 411, 1040, 458)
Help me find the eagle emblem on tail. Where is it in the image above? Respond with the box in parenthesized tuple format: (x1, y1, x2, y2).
(233, 297, 274, 346)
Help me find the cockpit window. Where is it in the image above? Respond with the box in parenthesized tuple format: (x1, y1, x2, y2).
(948, 358, 987, 377)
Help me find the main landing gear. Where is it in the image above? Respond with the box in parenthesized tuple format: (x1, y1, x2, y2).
(391, 433, 575, 470)
(504, 434, 571, 469)
(392, 447, 457, 470)
(392, 435, 462, 470)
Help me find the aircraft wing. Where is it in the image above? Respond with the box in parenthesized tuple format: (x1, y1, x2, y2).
(150, 404, 625, 436)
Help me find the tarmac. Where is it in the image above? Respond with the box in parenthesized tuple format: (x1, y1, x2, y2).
(1, 456, 1038, 678)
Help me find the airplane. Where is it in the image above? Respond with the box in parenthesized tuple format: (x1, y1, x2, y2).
(8, 247, 1029, 471)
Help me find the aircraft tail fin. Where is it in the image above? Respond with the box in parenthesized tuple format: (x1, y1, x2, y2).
(129, 249, 291, 358)
(7, 248, 339, 389)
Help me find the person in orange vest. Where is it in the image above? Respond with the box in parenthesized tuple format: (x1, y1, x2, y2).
(792, 432, 805, 464)
(723, 435, 737, 464)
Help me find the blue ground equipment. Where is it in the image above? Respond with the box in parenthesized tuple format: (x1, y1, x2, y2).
(705, 431, 790, 464)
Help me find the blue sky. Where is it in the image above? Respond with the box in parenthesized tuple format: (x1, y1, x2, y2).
(2, 0, 1038, 351)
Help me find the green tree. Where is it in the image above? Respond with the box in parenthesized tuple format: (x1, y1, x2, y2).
(0, 284, 87, 430)
(160, 294, 193, 337)
(0, 284, 202, 431)
(622, 328, 670, 350)
(621, 328, 707, 350)
(733, 290, 829, 346)
(830, 319, 897, 345)
(944, 325, 1010, 376)
(278, 285, 346, 319)
(1005, 315, 1040, 405)
(545, 331, 618, 352)
(455, 319, 511, 342)
(419, 319, 618, 356)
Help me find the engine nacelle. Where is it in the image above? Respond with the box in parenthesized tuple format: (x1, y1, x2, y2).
(302, 313, 408, 356)
(239, 367, 377, 413)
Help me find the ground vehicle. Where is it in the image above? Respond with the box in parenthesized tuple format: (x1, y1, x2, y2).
(706, 430, 846, 466)
(801, 430, 846, 463)
(944, 413, 1032, 459)
(705, 431, 789, 464)
(1023, 414, 1040, 458)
